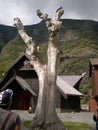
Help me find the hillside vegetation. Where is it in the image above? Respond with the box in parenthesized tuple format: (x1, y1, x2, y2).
(1, 19, 98, 103)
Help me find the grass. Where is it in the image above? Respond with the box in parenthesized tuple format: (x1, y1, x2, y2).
(23, 120, 91, 130)
(63, 122, 91, 130)
(23, 120, 31, 128)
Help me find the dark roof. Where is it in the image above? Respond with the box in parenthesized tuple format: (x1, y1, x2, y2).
(6, 52, 30, 71)
(15, 76, 36, 96)
(0, 53, 31, 83)
(1, 75, 36, 96)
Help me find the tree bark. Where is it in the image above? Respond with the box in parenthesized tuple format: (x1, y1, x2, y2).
(14, 7, 65, 130)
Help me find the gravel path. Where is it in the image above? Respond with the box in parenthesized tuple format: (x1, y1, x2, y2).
(12, 110, 96, 130)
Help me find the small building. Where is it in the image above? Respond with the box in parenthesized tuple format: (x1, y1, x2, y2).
(56, 76, 83, 112)
(89, 58, 98, 112)
(0, 53, 83, 112)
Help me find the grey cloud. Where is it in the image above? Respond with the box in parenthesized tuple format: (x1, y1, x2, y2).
(0, 0, 98, 26)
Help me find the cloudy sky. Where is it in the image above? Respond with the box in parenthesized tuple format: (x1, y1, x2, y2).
(0, 0, 98, 26)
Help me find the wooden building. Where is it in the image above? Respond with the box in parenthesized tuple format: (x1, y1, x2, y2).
(56, 76, 83, 112)
(89, 58, 98, 112)
(0, 53, 83, 112)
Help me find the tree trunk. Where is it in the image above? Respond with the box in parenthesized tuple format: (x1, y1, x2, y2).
(14, 7, 66, 130)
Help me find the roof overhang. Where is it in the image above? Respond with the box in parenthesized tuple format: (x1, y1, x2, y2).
(56, 76, 83, 98)
(1, 76, 36, 96)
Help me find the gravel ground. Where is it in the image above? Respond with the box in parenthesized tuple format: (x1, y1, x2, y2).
(12, 110, 96, 130)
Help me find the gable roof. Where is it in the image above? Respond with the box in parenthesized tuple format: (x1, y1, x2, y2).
(56, 76, 83, 97)
(7, 52, 30, 71)
(58, 75, 82, 87)
(0, 53, 30, 82)
(1, 75, 36, 96)
(15, 76, 36, 96)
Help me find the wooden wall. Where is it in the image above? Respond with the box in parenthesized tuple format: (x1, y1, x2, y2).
(91, 66, 98, 96)
(89, 97, 97, 112)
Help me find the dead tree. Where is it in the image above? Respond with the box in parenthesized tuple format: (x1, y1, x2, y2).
(14, 7, 65, 130)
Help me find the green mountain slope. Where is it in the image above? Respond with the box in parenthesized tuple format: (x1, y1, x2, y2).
(1, 19, 98, 103)
(0, 25, 17, 43)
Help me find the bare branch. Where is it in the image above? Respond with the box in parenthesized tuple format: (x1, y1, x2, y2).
(36, 7, 64, 43)
(48, 7, 64, 42)
(37, 9, 48, 21)
(50, 7, 64, 31)
(14, 17, 36, 56)
(14, 17, 24, 30)
(54, 6, 64, 21)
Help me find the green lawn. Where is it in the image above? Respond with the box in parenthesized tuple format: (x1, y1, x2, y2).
(24, 120, 91, 130)
(63, 122, 91, 130)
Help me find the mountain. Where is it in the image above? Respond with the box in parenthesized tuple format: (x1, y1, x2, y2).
(0, 25, 17, 43)
(1, 19, 98, 103)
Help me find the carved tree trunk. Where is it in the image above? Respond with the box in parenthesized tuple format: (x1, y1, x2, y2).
(14, 7, 65, 130)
